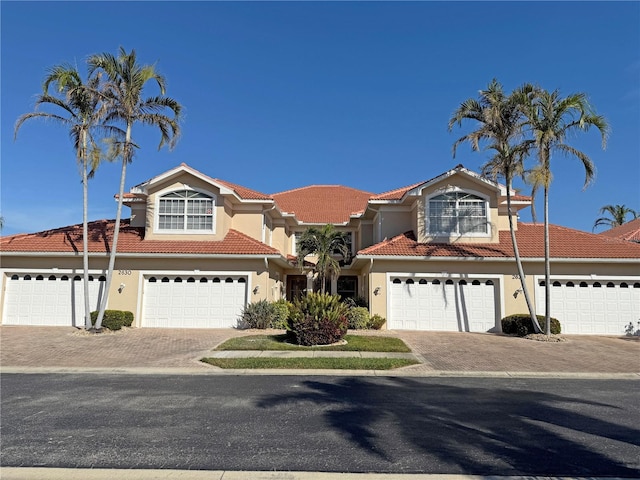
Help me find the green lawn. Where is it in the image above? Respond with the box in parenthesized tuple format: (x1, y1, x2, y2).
(215, 334, 411, 352)
(201, 357, 419, 370)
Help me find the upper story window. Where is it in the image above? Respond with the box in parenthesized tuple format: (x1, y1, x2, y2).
(428, 192, 488, 235)
(158, 190, 215, 232)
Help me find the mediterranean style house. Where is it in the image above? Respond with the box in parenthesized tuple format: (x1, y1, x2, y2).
(2, 163, 639, 335)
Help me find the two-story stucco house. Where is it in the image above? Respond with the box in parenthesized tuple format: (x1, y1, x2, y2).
(2, 163, 639, 334)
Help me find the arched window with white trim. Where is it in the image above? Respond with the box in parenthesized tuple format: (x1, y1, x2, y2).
(427, 191, 488, 235)
(157, 190, 215, 232)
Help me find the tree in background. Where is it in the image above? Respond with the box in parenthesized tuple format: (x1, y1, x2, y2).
(15, 64, 122, 329)
(296, 224, 351, 295)
(449, 79, 541, 333)
(593, 205, 637, 231)
(520, 87, 609, 336)
(88, 47, 182, 330)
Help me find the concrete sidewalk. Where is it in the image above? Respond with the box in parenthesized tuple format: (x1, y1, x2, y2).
(1, 326, 638, 377)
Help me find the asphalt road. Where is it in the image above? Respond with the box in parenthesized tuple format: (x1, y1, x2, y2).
(1, 374, 639, 476)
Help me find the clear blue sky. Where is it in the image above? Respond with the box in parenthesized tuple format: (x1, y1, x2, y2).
(1, 1, 638, 237)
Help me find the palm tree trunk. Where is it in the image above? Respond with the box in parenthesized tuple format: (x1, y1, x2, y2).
(544, 185, 551, 337)
(81, 131, 91, 329)
(506, 179, 541, 333)
(95, 124, 131, 330)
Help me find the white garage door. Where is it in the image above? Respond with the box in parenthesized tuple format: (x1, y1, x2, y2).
(3, 273, 105, 327)
(142, 275, 248, 328)
(536, 279, 640, 335)
(389, 277, 497, 332)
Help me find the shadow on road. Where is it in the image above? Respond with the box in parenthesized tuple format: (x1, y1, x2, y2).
(257, 377, 640, 476)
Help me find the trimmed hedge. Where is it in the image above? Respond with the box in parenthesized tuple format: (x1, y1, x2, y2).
(368, 314, 386, 330)
(502, 314, 561, 336)
(271, 299, 291, 330)
(347, 306, 370, 330)
(90, 310, 134, 331)
(239, 300, 275, 329)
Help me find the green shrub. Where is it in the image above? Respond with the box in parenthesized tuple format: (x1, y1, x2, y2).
(239, 300, 276, 329)
(346, 306, 370, 329)
(287, 292, 349, 346)
(90, 310, 134, 331)
(502, 314, 561, 336)
(271, 299, 291, 329)
(368, 314, 386, 330)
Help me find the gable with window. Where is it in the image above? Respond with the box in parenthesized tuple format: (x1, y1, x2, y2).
(157, 189, 215, 233)
(427, 191, 488, 236)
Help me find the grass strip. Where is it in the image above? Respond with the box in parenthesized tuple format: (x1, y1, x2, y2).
(215, 334, 411, 352)
(201, 357, 419, 370)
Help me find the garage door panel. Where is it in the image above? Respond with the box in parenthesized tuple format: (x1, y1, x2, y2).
(4, 274, 104, 326)
(389, 277, 496, 332)
(143, 275, 247, 328)
(536, 280, 640, 335)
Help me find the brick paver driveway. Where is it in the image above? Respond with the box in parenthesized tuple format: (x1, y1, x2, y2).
(0, 326, 248, 370)
(396, 331, 640, 374)
(1, 326, 638, 374)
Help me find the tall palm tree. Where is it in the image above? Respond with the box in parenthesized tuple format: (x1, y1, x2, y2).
(297, 224, 351, 294)
(593, 204, 637, 231)
(14, 64, 119, 329)
(449, 79, 541, 333)
(520, 87, 609, 336)
(88, 47, 182, 330)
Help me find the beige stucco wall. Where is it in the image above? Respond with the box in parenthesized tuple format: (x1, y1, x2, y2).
(377, 209, 412, 242)
(230, 205, 267, 242)
(359, 222, 374, 250)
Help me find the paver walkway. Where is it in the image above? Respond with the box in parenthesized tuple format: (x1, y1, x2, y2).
(1, 326, 638, 375)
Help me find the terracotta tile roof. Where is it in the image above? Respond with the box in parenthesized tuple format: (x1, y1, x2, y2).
(273, 186, 373, 224)
(212, 178, 272, 201)
(371, 181, 426, 201)
(598, 218, 640, 243)
(358, 223, 640, 259)
(0, 220, 280, 256)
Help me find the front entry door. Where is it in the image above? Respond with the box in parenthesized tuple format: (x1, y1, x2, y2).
(287, 275, 307, 301)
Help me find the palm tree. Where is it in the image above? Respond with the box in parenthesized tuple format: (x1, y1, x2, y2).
(449, 79, 541, 333)
(593, 205, 637, 231)
(14, 64, 120, 329)
(296, 224, 351, 295)
(88, 47, 182, 330)
(520, 87, 609, 336)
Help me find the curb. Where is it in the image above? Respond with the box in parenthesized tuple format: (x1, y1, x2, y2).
(1, 366, 639, 379)
(1, 469, 637, 480)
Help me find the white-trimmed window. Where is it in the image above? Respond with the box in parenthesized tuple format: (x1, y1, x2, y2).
(428, 192, 488, 235)
(158, 190, 215, 232)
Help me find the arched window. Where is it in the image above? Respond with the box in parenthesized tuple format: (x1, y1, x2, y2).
(428, 191, 488, 235)
(158, 190, 215, 232)
(406, 279, 414, 284)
